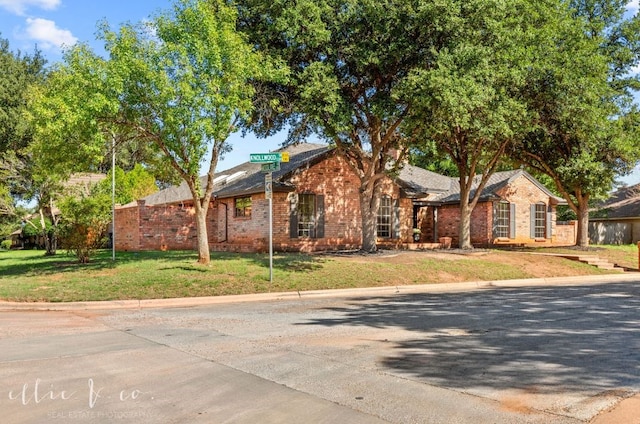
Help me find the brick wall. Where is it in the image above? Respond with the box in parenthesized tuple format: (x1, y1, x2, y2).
(433, 175, 568, 247)
(115, 200, 217, 251)
(117, 154, 416, 253)
(211, 154, 414, 253)
(114, 204, 140, 251)
(436, 203, 492, 247)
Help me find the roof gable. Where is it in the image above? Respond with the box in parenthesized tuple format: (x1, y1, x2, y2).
(434, 169, 564, 205)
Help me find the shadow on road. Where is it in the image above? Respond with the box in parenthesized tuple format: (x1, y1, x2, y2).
(298, 282, 640, 394)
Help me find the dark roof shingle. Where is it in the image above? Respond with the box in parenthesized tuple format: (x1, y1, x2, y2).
(592, 183, 640, 219)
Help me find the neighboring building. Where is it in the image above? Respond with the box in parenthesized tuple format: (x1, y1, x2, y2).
(589, 184, 640, 244)
(114, 143, 576, 253)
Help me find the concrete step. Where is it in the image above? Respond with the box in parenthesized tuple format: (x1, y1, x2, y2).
(565, 256, 624, 272)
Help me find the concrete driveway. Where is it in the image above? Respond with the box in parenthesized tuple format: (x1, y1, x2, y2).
(2, 275, 640, 423)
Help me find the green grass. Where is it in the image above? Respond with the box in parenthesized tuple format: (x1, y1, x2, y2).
(0, 246, 633, 302)
(532, 244, 639, 270)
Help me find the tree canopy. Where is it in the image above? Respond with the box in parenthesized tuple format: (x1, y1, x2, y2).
(514, 0, 640, 246)
(237, 0, 463, 251)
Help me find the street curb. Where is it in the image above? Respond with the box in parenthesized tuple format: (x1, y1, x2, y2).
(1, 272, 638, 312)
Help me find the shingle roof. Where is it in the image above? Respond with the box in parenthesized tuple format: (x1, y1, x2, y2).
(395, 165, 452, 197)
(592, 183, 640, 219)
(433, 169, 564, 204)
(140, 143, 332, 206)
(136, 145, 555, 208)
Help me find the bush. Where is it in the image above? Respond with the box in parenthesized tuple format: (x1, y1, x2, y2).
(0, 239, 11, 250)
(58, 193, 112, 263)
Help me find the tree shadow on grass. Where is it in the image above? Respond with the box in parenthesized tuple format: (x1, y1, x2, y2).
(297, 281, 640, 393)
(0, 250, 200, 278)
(0, 250, 326, 279)
(210, 251, 326, 273)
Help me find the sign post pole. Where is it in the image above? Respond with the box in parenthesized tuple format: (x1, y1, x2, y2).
(251, 152, 288, 285)
(265, 172, 273, 285)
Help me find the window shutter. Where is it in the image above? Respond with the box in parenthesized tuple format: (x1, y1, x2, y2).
(315, 195, 325, 239)
(530, 204, 536, 238)
(392, 199, 401, 239)
(289, 194, 298, 239)
(509, 204, 516, 239)
(546, 211, 552, 239)
(492, 202, 498, 237)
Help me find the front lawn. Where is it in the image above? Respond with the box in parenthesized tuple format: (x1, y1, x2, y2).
(0, 246, 633, 302)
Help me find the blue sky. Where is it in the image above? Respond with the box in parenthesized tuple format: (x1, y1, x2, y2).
(0, 0, 291, 171)
(1, 0, 639, 185)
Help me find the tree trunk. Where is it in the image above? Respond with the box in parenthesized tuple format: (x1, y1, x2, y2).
(193, 202, 211, 265)
(576, 195, 590, 247)
(459, 201, 473, 249)
(359, 185, 379, 252)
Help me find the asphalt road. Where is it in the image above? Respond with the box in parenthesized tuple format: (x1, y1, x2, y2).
(2, 276, 640, 423)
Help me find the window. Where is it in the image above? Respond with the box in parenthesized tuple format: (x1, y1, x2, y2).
(234, 197, 251, 218)
(290, 193, 325, 239)
(377, 196, 392, 238)
(297, 194, 316, 237)
(494, 202, 510, 238)
(534, 203, 546, 238)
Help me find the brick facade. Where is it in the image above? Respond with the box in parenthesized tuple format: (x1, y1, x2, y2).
(417, 174, 576, 247)
(115, 154, 575, 253)
(115, 154, 414, 253)
(115, 200, 217, 251)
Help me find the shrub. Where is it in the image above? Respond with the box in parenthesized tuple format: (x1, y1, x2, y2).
(58, 193, 112, 263)
(0, 239, 11, 250)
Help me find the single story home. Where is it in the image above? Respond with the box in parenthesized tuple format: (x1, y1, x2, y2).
(114, 143, 576, 253)
(589, 183, 640, 244)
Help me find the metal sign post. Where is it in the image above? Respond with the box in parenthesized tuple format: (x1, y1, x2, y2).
(265, 172, 273, 285)
(251, 151, 289, 285)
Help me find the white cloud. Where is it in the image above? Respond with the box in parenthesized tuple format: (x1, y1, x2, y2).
(0, 0, 60, 16)
(24, 17, 77, 50)
(627, 1, 639, 12)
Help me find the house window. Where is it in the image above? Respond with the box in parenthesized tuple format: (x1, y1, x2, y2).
(377, 196, 392, 238)
(298, 193, 316, 237)
(494, 202, 510, 238)
(290, 193, 325, 239)
(534, 203, 546, 238)
(234, 197, 251, 218)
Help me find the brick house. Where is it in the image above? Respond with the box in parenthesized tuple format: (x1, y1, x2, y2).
(114, 143, 575, 252)
(417, 170, 576, 247)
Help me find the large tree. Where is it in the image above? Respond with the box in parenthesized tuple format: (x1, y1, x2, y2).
(0, 36, 46, 221)
(30, 0, 280, 264)
(236, 0, 462, 251)
(102, 0, 281, 264)
(402, 0, 549, 249)
(515, 0, 640, 247)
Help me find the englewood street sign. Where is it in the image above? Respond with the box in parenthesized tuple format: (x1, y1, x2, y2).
(250, 153, 282, 163)
(250, 152, 290, 163)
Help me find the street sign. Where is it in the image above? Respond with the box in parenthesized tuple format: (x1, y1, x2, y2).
(250, 153, 282, 163)
(281, 152, 290, 162)
(265, 173, 272, 200)
(261, 162, 280, 172)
